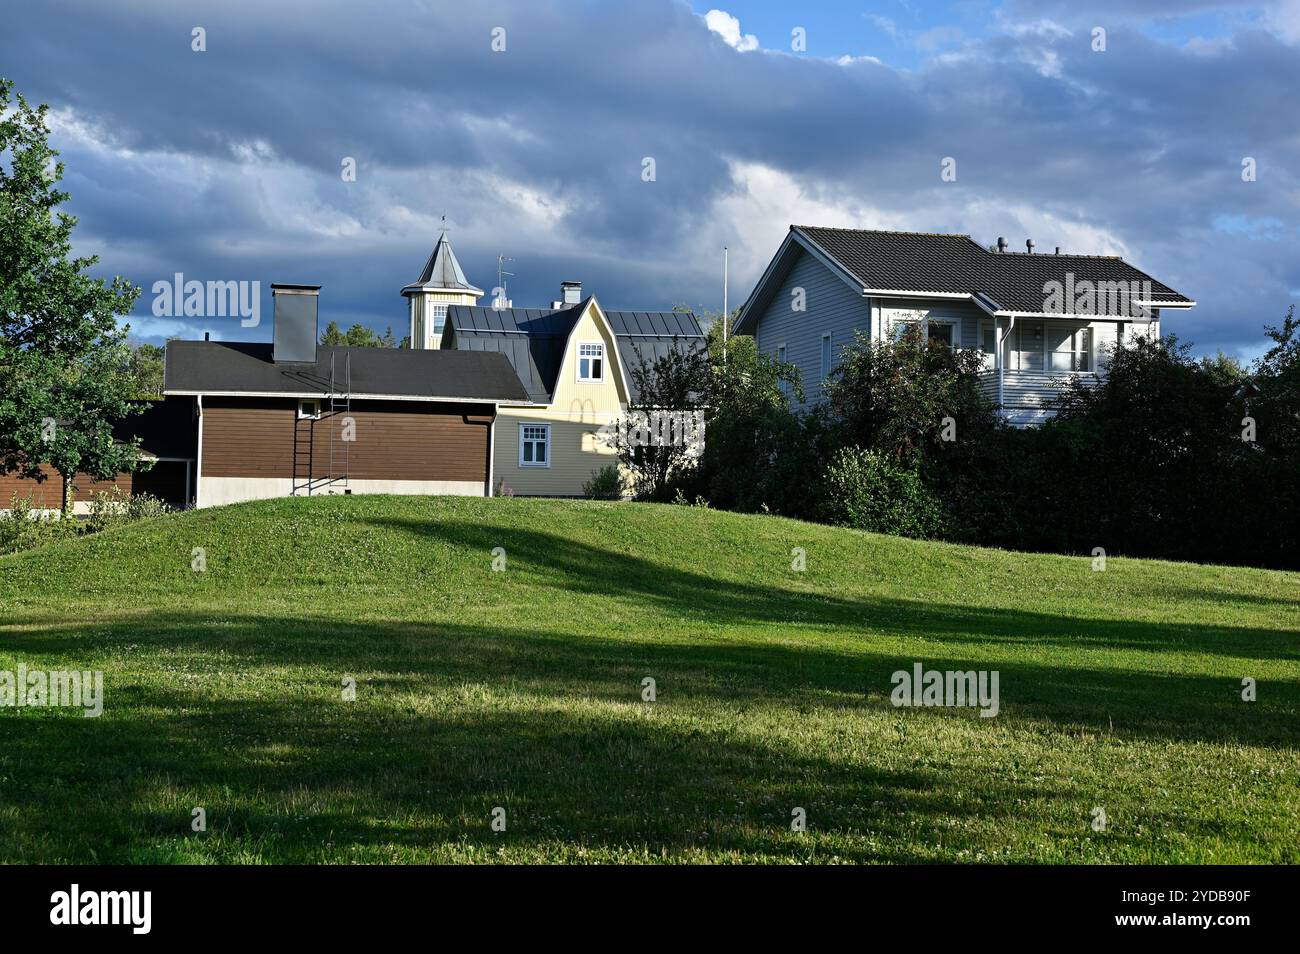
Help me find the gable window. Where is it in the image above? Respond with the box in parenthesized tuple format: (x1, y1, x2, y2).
(578, 342, 605, 382)
(298, 399, 321, 420)
(519, 424, 550, 467)
(820, 333, 832, 386)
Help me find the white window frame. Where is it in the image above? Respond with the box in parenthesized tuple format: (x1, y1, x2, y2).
(925, 318, 958, 351)
(430, 303, 449, 337)
(518, 423, 551, 468)
(1048, 324, 1094, 373)
(298, 399, 321, 420)
(890, 313, 958, 352)
(577, 341, 605, 383)
(979, 320, 998, 371)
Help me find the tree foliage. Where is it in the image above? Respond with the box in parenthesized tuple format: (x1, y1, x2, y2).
(823, 324, 996, 468)
(0, 78, 144, 511)
(319, 321, 398, 348)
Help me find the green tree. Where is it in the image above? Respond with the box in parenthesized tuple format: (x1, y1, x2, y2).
(319, 321, 396, 348)
(824, 324, 995, 467)
(688, 311, 815, 515)
(0, 78, 144, 513)
(1253, 305, 1300, 456)
(127, 342, 166, 398)
(614, 340, 711, 501)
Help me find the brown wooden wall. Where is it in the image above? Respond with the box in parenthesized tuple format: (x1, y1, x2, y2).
(0, 462, 189, 508)
(201, 398, 493, 483)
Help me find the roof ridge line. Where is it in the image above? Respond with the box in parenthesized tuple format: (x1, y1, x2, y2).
(795, 224, 973, 239)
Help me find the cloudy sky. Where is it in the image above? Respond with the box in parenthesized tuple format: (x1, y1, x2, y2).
(3, 0, 1298, 359)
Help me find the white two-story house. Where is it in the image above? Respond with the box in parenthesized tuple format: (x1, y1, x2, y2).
(733, 226, 1196, 425)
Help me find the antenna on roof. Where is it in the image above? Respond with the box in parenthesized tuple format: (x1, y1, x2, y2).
(494, 254, 514, 310)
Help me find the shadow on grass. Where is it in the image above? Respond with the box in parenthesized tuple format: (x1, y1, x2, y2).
(0, 512, 1295, 862)
(1, 609, 1294, 862)
(374, 517, 1299, 659)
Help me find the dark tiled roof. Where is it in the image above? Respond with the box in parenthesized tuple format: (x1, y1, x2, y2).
(743, 226, 1194, 324)
(163, 340, 528, 403)
(797, 227, 990, 296)
(975, 250, 1188, 312)
(446, 301, 704, 404)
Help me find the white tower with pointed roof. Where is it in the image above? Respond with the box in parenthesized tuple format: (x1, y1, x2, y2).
(402, 231, 484, 349)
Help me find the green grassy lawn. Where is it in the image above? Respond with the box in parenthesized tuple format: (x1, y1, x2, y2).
(0, 495, 1296, 864)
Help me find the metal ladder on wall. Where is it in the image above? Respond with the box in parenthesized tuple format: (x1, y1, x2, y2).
(291, 351, 351, 496)
(327, 350, 351, 493)
(291, 409, 314, 496)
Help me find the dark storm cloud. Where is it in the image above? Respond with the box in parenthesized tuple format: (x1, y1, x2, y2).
(2, 0, 1296, 357)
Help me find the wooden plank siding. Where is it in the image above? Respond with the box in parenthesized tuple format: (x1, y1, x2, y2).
(201, 397, 492, 482)
(753, 246, 870, 409)
(0, 462, 189, 509)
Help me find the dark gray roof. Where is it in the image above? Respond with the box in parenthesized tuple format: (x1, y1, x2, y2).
(445, 300, 704, 404)
(604, 311, 706, 403)
(445, 303, 583, 403)
(736, 225, 1193, 334)
(163, 340, 528, 403)
(403, 232, 483, 295)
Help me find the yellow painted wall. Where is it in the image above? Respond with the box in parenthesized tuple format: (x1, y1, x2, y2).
(492, 301, 627, 496)
(411, 290, 479, 349)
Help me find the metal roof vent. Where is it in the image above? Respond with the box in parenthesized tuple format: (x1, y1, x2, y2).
(996, 237, 1007, 253)
(1026, 239, 1035, 253)
(271, 283, 321, 363)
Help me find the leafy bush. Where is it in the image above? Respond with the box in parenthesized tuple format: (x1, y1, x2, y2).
(615, 342, 710, 501)
(817, 447, 947, 538)
(671, 488, 710, 508)
(824, 325, 996, 469)
(85, 487, 170, 533)
(689, 330, 821, 517)
(0, 493, 76, 555)
(582, 464, 624, 500)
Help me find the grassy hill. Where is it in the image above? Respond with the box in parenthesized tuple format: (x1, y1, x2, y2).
(1, 495, 1296, 864)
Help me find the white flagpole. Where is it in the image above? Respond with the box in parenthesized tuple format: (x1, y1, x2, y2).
(722, 246, 729, 364)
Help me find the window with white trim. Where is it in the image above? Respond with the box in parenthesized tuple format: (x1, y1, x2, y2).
(577, 342, 604, 382)
(980, 321, 998, 371)
(891, 315, 956, 350)
(519, 424, 550, 467)
(1048, 326, 1093, 372)
(927, 322, 955, 348)
(298, 399, 321, 420)
(431, 304, 449, 336)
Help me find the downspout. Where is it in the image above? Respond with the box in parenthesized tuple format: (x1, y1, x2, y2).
(999, 315, 1018, 415)
(487, 405, 496, 497)
(194, 394, 203, 508)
